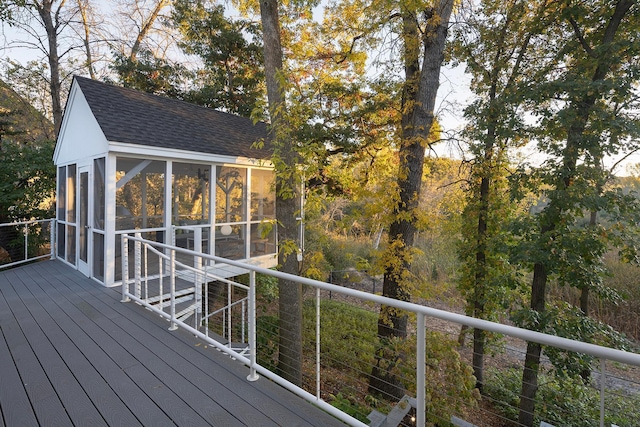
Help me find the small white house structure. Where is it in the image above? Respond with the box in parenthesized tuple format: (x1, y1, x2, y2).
(54, 76, 276, 286)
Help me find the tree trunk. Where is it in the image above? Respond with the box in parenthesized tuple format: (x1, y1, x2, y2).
(369, 0, 454, 400)
(130, 0, 169, 61)
(518, 262, 548, 427)
(473, 118, 495, 392)
(518, 4, 632, 424)
(462, 2, 537, 390)
(259, 0, 303, 387)
(77, 0, 96, 80)
(37, 1, 63, 134)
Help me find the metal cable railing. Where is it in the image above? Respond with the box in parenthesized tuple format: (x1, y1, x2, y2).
(120, 233, 640, 427)
(0, 219, 54, 270)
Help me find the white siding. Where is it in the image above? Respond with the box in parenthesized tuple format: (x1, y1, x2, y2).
(54, 83, 109, 166)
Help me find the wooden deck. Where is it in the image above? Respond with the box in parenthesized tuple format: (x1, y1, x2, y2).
(0, 260, 346, 427)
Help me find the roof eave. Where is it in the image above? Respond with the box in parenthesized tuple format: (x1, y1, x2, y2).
(108, 141, 273, 168)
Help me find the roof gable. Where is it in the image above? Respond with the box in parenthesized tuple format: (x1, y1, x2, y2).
(73, 76, 271, 160)
(54, 81, 109, 165)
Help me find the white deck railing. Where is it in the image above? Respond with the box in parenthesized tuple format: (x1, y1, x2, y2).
(0, 219, 54, 270)
(120, 233, 640, 427)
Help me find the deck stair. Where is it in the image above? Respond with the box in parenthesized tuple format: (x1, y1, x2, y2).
(208, 330, 250, 358)
(367, 395, 479, 427)
(146, 286, 199, 324)
(367, 395, 415, 427)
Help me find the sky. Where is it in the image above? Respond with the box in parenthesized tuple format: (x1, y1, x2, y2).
(1, 6, 638, 176)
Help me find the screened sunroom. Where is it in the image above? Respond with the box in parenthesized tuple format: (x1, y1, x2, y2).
(54, 76, 276, 286)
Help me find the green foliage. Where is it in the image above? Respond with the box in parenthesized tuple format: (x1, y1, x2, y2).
(485, 367, 640, 426)
(302, 299, 479, 424)
(0, 137, 54, 263)
(302, 299, 377, 374)
(235, 272, 279, 307)
(513, 300, 632, 380)
(110, 49, 187, 98)
(256, 315, 279, 370)
(390, 332, 480, 425)
(415, 157, 467, 296)
(256, 273, 279, 305)
(329, 392, 371, 423)
(597, 251, 640, 341)
(315, 234, 378, 275)
(1, 63, 56, 140)
(547, 302, 630, 367)
(0, 140, 55, 221)
(171, 0, 264, 118)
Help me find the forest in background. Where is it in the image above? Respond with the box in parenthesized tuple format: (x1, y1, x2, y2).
(1, 1, 640, 425)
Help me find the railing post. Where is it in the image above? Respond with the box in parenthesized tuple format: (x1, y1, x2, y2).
(50, 220, 55, 260)
(169, 248, 178, 331)
(121, 234, 130, 302)
(241, 300, 246, 344)
(227, 282, 232, 347)
(143, 244, 149, 303)
(194, 227, 202, 253)
(134, 232, 142, 298)
(194, 227, 203, 327)
(316, 287, 321, 399)
(417, 313, 426, 427)
(247, 270, 259, 382)
(24, 224, 29, 262)
(204, 265, 210, 339)
(600, 358, 606, 427)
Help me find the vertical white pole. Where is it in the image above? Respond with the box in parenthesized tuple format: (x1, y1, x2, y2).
(121, 234, 130, 302)
(164, 161, 173, 275)
(194, 227, 202, 254)
(205, 265, 209, 339)
(141, 172, 147, 229)
(600, 358, 606, 427)
(50, 219, 55, 260)
(159, 254, 163, 313)
(247, 270, 259, 381)
(134, 232, 142, 298)
(246, 168, 252, 259)
(316, 288, 321, 399)
(194, 227, 203, 327)
(417, 313, 426, 427)
(105, 154, 117, 286)
(227, 282, 232, 346)
(209, 166, 215, 259)
(241, 300, 246, 344)
(24, 224, 29, 262)
(169, 248, 178, 331)
(143, 244, 148, 303)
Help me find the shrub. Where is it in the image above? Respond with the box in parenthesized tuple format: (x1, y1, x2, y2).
(484, 367, 640, 426)
(302, 299, 377, 375)
(256, 315, 279, 371)
(329, 392, 372, 423)
(303, 299, 479, 426)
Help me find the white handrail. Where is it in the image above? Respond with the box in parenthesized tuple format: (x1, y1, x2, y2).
(122, 233, 640, 367)
(121, 233, 640, 427)
(0, 219, 55, 270)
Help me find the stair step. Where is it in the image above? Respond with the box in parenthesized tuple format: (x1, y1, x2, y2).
(158, 294, 194, 309)
(176, 303, 199, 321)
(148, 288, 194, 304)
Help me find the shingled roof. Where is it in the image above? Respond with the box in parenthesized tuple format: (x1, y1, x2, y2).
(73, 76, 271, 159)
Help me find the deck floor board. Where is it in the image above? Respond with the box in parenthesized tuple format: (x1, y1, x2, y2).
(1, 269, 107, 427)
(24, 265, 281, 426)
(0, 261, 346, 427)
